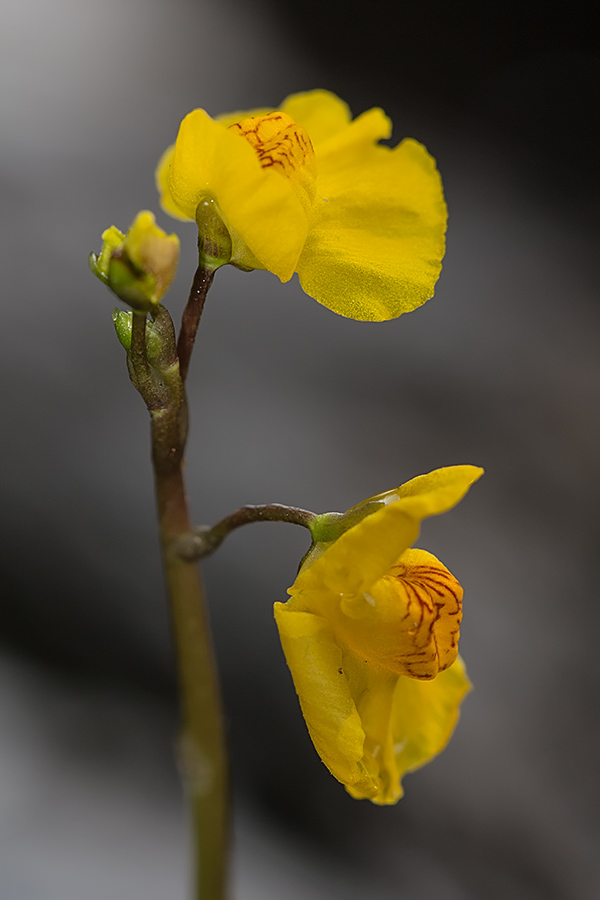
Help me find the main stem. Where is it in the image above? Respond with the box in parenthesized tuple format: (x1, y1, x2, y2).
(154, 452, 229, 900)
(147, 299, 228, 898)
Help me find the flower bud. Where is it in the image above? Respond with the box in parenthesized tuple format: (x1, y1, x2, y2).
(90, 211, 179, 312)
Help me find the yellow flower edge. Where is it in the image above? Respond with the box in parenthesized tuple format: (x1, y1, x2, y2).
(156, 90, 447, 322)
(274, 465, 482, 803)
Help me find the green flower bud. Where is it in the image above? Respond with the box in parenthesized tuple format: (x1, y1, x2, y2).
(90, 211, 180, 312)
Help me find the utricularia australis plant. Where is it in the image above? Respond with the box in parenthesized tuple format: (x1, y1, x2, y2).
(90, 89, 483, 900)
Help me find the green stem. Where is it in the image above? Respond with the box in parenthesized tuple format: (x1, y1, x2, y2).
(140, 293, 228, 897)
(129, 313, 158, 406)
(153, 447, 229, 900)
(175, 503, 316, 560)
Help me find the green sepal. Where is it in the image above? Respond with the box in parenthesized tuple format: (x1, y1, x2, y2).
(145, 305, 179, 375)
(89, 251, 107, 284)
(195, 196, 233, 271)
(309, 500, 386, 543)
(107, 254, 158, 313)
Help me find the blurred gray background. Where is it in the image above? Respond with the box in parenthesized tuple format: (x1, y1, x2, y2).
(1, 0, 599, 897)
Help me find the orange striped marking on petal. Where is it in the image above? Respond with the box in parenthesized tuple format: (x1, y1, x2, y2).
(229, 112, 317, 208)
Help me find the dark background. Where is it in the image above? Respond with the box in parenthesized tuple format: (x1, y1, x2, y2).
(1, 0, 599, 897)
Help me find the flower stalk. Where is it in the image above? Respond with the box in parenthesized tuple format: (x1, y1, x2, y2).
(177, 264, 216, 382)
(174, 503, 317, 561)
(121, 284, 229, 899)
(154, 451, 229, 900)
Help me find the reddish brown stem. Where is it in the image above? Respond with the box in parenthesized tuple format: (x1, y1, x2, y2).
(177, 265, 215, 382)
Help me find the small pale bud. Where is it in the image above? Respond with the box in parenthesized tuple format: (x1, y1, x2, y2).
(90, 211, 180, 312)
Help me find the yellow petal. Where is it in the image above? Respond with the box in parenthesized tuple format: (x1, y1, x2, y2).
(95, 225, 125, 279)
(296, 138, 447, 320)
(346, 655, 471, 804)
(293, 502, 420, 596)
(341, 651, 402, 803)
(273, 604, 377, 797)
(125, 211, 179, 301)
(350, 464, 483, 519)
(156, 145, 190, 221)
(275, 607, 471, 804)
(279, 89, 353, 147)
(372, 548, 463, 676)
(312, 106, 392, 180)
(162, 109, 309, 280)
(388, 655, 471, 789)
(229, 112, 318, 211)
(391, 464, 484, 520)
(317, 548, 461, 682)
(293, 466, 482, 597)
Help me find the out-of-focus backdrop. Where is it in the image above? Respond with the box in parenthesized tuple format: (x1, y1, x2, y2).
(1, 1, 599, 897)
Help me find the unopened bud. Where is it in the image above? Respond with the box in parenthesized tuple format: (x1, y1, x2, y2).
(90, 211, 180, 312)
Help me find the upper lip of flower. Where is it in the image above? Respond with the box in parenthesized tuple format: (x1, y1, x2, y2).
(294, 465, 484, 597)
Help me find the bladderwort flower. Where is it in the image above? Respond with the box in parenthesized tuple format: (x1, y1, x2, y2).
(274, 465, 483, 804)
(90, 210, 180, 312)
(156, 90, 447, 321)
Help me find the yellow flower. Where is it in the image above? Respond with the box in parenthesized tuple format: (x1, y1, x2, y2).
(90, 210, 179, 311)
(156, 90, 447, 321)
(274, 465, 483, 804)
